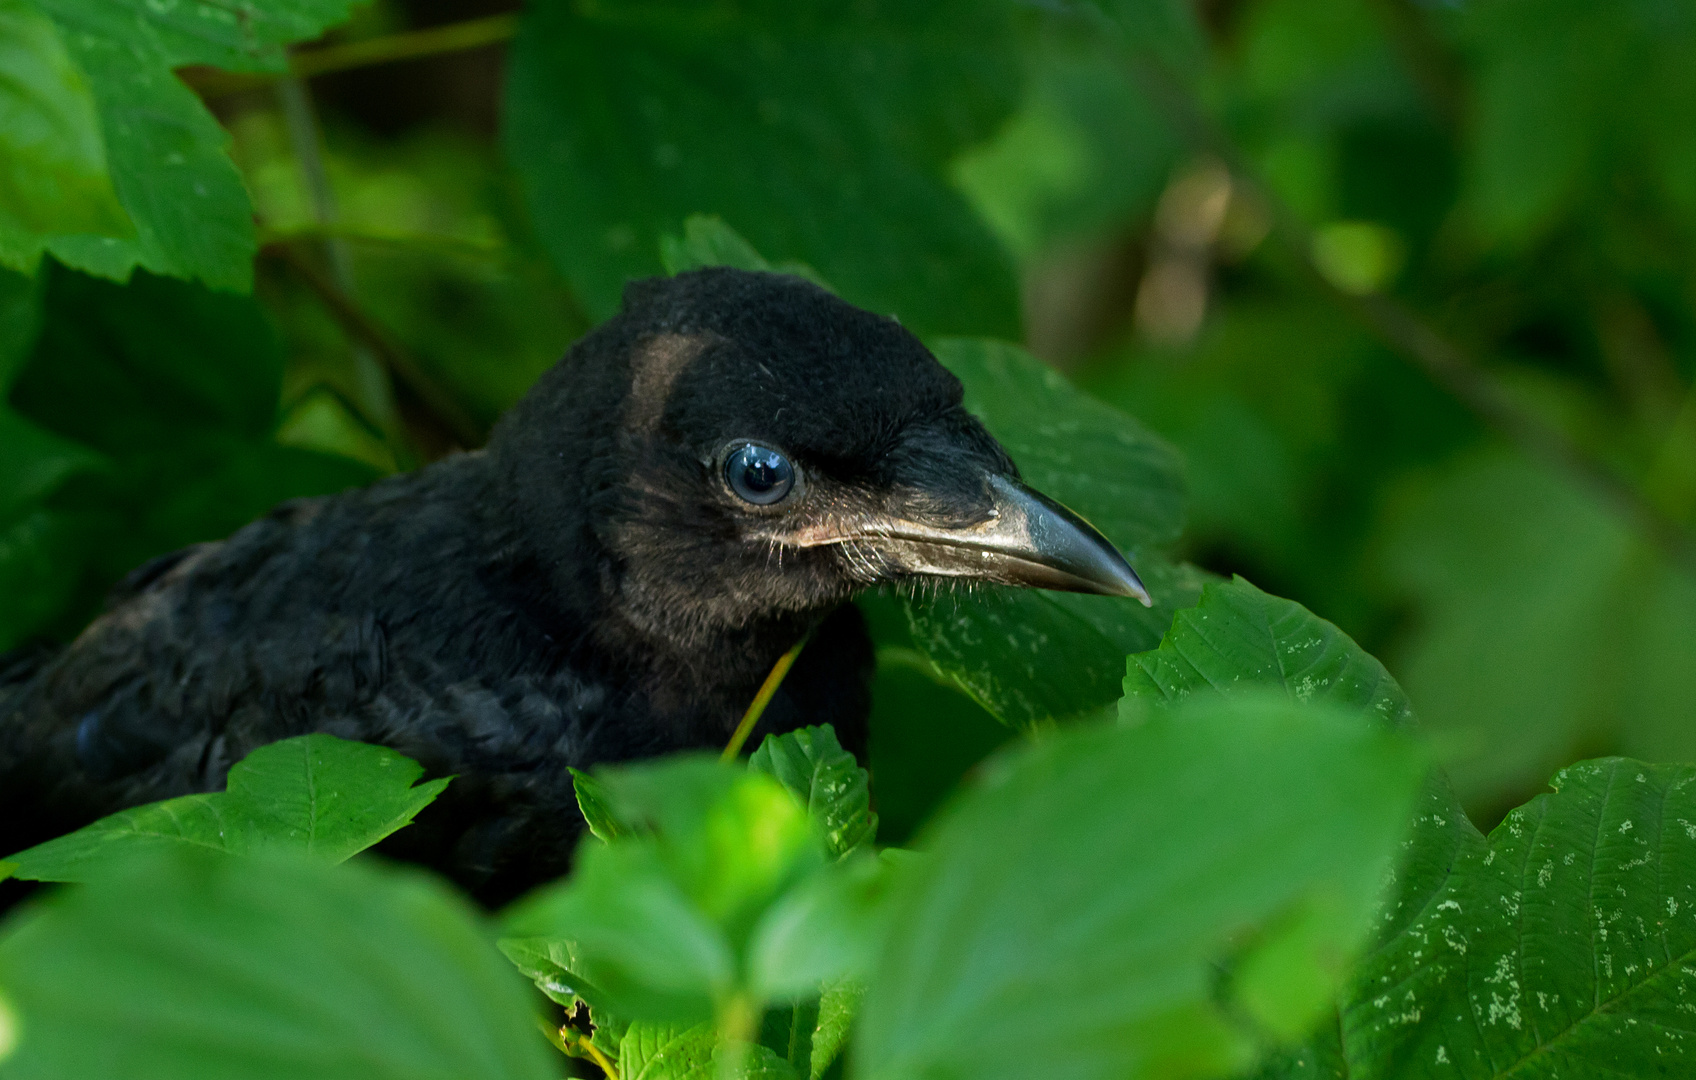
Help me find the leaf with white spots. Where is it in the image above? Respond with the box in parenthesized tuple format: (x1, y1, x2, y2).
(1335, 757, 1696, 1077)
(1254, 757, 1696, 1079)
(1120, 575, 1413, 728)
(12, 0, 363, 287)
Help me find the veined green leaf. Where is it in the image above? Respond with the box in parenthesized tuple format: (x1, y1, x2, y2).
(6, 735, 449, 881)
(750, 724, 877, 858)
(13, 0, 363, 287)
(0, 0, 130, 274)
(1122, 575, 1413, 727)
(1335, 758, 1696, 1077)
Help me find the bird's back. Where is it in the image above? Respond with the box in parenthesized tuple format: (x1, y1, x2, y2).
(0, 454, 607, 896)
(0, 447, 872, 903)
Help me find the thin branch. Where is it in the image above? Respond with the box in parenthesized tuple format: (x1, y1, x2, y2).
(184, 13, 519, 99)
(265, 242, 487, 451)
(1121, 48, 1696, 577)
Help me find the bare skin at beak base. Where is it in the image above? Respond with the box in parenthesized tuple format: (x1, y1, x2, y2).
(795, 474, 1152, 605)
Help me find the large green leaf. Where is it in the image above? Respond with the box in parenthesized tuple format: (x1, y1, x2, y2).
(0, 0, 130, 272)
(0, 265, 375, 649)
(855, 695, 1427, 1080)
(901, 337, 1197, 729)
(504, 760, 834, 1020)
(6, 735, 449, 881)
(8, 0, 361, 287)
(503, 0, 1023, 336)
(1316, 757, 1696, 1077)
(750, 724, 877, 859)
(1121, 576, 1413, 728)
(0, 848, 556, 1080)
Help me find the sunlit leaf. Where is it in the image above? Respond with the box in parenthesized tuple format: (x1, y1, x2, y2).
(856, 695, 1426, 1080)
(7, 735, 449, 881)
(750, 724, 876, 858)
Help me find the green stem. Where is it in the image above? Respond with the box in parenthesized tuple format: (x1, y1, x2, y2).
(715, 994, 761, 1080)
(721, 632, 812, 762)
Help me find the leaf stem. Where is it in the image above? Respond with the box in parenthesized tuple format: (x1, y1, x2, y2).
(721, 632, 812, 762)
(186, 14, 519, 99)
(559, 1023, 621, 1080)
(263, 241, 487, 452)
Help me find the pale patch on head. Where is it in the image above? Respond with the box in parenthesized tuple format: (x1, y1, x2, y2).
(624, 332, 716, 434)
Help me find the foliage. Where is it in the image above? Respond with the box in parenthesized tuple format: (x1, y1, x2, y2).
(5, 0, 1696, 1077)
(4, 734, 448, 882)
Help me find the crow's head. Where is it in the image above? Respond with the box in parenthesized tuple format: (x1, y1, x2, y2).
(491, 268, 1146, 650)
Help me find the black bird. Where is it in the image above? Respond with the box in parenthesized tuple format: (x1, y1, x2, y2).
(0, 268, 1148, 904)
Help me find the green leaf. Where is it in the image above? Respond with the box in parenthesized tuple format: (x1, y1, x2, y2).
(0, 0, 130, 274)
(503, 0, 1023, 336)
(614, 1021, 801, 1080)
(0, 848, 557, 1080)
(1460, 0, 1696, 243)
(13, 0, 362, 287)
(1121, 575, 1414, 728)
(809, 979, 862, 1080)
(1381, 449, 1696, 811)
(747, 855, 891, 1002)
(621, 1021, 716, 1080)
(900, 337, 1196, 728)
(504, 760, 830, 1022)
(0, 506, 84, 652)
(854, 695, 1427, 1080)
(7, 735, 449, 881)
(3, 265, 376, 645)
(572, 766, 631, 844)
(659, 215, 834, 291)
(750, 724, 877, 858)
(0, 406, 103, 521)
(1335, 757, 1696, 1076)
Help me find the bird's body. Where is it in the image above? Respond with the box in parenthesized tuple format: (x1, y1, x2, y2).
(0, 269, 1146, 903)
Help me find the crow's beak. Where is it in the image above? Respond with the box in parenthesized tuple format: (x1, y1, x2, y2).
(798, 474, 1151, 604)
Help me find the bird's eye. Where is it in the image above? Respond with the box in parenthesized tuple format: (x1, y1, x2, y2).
(725, 443, 795, 505)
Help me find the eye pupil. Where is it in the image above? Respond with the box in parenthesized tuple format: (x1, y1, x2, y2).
(726, 444, 795, 505)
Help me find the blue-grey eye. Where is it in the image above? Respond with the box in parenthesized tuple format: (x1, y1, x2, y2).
(725, 443, 795, 505)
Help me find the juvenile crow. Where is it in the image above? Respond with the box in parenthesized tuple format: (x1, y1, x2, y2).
(0, 269, 1147, 903)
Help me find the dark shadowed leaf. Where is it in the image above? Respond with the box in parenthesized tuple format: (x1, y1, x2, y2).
(7, 735, 448, 881)
(900, 337, 1196, 728)
(856, 695, 1426, 1080)
(0, 848, 556, 1080)
(503, 0, 1022, 336)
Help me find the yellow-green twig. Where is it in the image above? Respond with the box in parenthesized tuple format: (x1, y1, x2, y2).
(721, 633, 811, 761)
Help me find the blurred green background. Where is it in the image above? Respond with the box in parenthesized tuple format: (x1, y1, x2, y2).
(4, 0, 1695, 834)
